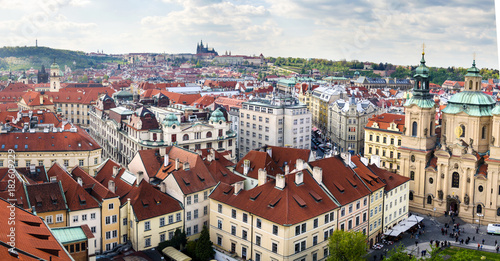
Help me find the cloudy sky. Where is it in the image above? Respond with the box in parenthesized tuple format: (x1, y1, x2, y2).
(0, 0, 498, 69)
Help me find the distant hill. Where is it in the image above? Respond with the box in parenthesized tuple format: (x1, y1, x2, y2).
(0, 46, 123, 71)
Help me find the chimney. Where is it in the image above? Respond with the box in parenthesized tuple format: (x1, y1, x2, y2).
(370, 155, 381, 168)
(159, 147, 166, 156)
(295, 171, 304, 185)
(175, 158, 180, 170)
(136, 171, 144, 186)
(112, 166, 119, 177)
(77, 177, 83, 186)
(284, 164, 289, 175)
(30, 164, 36, 174)
(275, 174, 285, 189)
(258, 168, 267, 186)
(347, 147, 352, 166)
(360, 157, 369, 166)
(210, 148, 215, 160)
(312, 166, 323, 184)
(243, 159, 250, 175)
(311, 150, 317, 160)
(164, 154, 169, 167)
(108, 180, 115, 193)
(234, 181, 244, 195)
(296, 159, 304, 171)
(40, 95, 43, 105)
(183, 162, 190, 170)
(266, 147, 272, 157)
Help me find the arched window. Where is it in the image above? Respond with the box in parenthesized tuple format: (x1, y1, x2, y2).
(469, 80, 473, 90)
(206, 131, 212, 138)
(409, 191, 414, 201)
(412, 122, 417, 137)
(183, 134, 189, 141)
(427, 195, 432, 204)
(410, 171, 415, 180)
(429, 121, 433, 136)
(452, 172, 459, 188)
(477, 204, 482, 214)
(482, 126, 486, 139)
(497, 207, 500, 217)
(460, 125, 465, 138)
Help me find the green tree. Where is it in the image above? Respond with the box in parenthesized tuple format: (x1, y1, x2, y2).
(382, 244, 417, 261)
(327, 230, 367, 261)
(449, 249, 474, 261)
(194, 226, 215, 261)
(171, 228, 187, 251)
(425, 245, 444, 261)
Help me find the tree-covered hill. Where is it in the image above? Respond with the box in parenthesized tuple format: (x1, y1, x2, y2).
(0, 46, 123, 71)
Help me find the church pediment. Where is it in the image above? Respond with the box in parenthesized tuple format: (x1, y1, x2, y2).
(435, 149, 451, 158)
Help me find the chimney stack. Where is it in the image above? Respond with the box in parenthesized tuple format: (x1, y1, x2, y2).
(77, 177, 83, 186)
(266, 147, 272, 158)
(183, 162, 190, 170)
(284, 164, 289, 175)
(275, 174, 285, 189)
(136, 171, 144, 186)
(295, 171, 303, 185)
(112, 166, 119, 177)
(312, 166, 323, 184)
(175, 158, 180, 170)
(164, 154, 169, 167)
(370, 155, 381, 168)
(234, 181, 244, 195)
(108, 180, 115, 193)
(159, 147, 166, 156)
(258, 168, 267, 186)
(243, 159, 250, 175)
(347, 147, 352, 166)
(296, 158, 304, 171)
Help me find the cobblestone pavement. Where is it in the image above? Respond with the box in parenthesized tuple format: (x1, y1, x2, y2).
(366, 213, 500, 260)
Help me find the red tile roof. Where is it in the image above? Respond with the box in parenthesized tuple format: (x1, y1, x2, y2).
(70, 166, 118, 201)
(46, 87, 116, 105)
(309, 156, 371, 205)
(235, 151, 281, 179)
(367, 164, 410, 192)
(267, 146, 311, 169)
(191, 95, 215, 108)
(20, 91, 54, 106)
(142, 90, 201, 105)
(0, 198, 73, 261)
(350, 155, 386, 192)
(136, 149, 164, 178)
(47, 164, 100, 211)
(365, 113, 405, 132)
(214, 97, 246, 109)
(0, 126, 100, 152)
(210, 171, 339, 225)
(127, 180, 183, 221)
(25, 182, 67, 213)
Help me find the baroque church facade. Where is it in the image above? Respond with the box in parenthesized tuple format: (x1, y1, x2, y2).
(400, 51, 500, 224)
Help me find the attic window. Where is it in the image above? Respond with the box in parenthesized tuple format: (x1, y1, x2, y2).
(250, 190, 262, 200)
(223, 186, 232, 195)
(309, 191, 323, 202)
(182, 177, 190, 186)
(35, 195, 43, 206)
(78, 194, 86, 205)
(268, 196, 281, 208)
(154, 197, 161, 205)
(197, 174, 205, 182)
(293, 194, 307, 208)
(25, 145, 28, 149)
(220, 170, 227, 177)
(333, 182, 345, 193)
(346, 177, 357, 188)
(142, 199, 149, 207)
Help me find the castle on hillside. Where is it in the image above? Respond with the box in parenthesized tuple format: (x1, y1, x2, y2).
(401, 50, 500, 224)
(196, 40, 218, 56)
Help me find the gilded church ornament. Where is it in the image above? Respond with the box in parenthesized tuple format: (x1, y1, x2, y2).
(454, 126, 463, 138)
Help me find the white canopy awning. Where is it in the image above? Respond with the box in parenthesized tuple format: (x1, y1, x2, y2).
(384, 215, 424, 237)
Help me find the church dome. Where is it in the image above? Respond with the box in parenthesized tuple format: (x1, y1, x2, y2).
(442, 91, 495, 116)
(162, 113, 179, 127)
(50, 63, 59, 69)
(414, 53, 429, 77)
(209, 108, 226, 123)
(491, 105, 500, 115)
(465, 60, 481, 77)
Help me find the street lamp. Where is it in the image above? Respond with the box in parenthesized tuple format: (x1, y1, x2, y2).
(477, 213, 484, 229)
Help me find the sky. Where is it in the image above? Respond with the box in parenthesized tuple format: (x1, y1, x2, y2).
(0, 0, 498, 69)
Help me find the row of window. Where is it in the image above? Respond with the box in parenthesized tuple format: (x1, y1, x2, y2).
(142, 213, 182, 231)
(368, 134, 402, 146)
(0, 157, 99, 167)
(186, 191, 209, 205)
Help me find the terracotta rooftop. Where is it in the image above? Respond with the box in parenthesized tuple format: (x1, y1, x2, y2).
(47, 164, 100, 211)
(235, 151, 281, 179)
(368, 163, 410, 192)
(365, 113, 405, 132)
(0, 198, 72, 261)
(210, 171, 339, 225)
(25, 182, 67, 213)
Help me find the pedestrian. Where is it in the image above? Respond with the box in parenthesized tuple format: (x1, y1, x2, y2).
(473, 236, 475, 241)
(430, 240, 433, 245)
(373, 254, 377, 261)
(478, 243, 480, 250)
(482, 239, 485, 245)
(441, 228, 444, 235)
(496, 245, 499, 253)
(415, 241, 418, 246)
(380, 254, 383, 260)
(496, 240, 498, 246)
(481, 244, 483, 250)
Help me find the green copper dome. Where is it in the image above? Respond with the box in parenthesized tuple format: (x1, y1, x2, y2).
(492, 105, 500, 115)
(442, 91, 495, 116)
(465, 60, 481, 77)
(162, 113, 179, 127)
(414, 52, 429, 77)
(50, 63, 60, 69)
(209, 108, 226, 123)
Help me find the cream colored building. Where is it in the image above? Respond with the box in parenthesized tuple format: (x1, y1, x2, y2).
(210, 170, 339, 261)
(310, 86, 346, 134)
(364, 113, 405, 172)
(239, 96, 311, 158)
